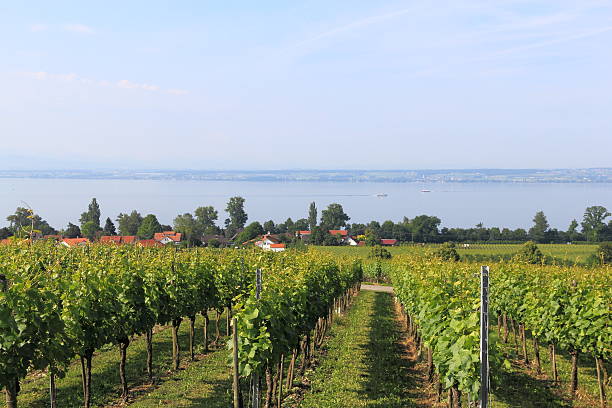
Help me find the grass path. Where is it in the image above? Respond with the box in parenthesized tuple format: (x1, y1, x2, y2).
(1, 312, 228, 408)
(489, 325, 609, 408)
(127, 345, 231, 408)
(297, 289, 424, 408)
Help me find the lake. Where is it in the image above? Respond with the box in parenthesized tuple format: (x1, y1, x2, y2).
(0, 178, 611, 230)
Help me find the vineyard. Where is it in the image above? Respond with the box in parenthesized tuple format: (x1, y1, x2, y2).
(0, 243, 361, 408)
(390, 256, 611, 407)
(0, 242, 610, 408)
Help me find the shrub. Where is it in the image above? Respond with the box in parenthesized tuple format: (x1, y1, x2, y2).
(368, 246, 392, 260)
(434, 242, 460, 262)
(514, 241, 543, 264)
(596, 242, 612, 264)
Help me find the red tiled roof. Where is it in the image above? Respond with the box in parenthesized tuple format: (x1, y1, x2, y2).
(137, 239, 163, 247)
(357, 241, 366, 246)
(328, 230, 348, 236)
(298, 230, 311, 235)
(262, 234, 281, 244)
(61, 238, 90, 246)
(380, 239, 397, 245)
(154, 231, 182, 242)
(100, 235, 138, 244)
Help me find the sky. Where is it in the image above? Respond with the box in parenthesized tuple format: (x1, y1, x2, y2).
(1, 0, 611, 170)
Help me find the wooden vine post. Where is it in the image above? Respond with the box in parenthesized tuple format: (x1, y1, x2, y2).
(251, 269, 262, 408)
(232, 316, 241, 408)
(480, 266, 490, 408)
(1, 273, 18, 408)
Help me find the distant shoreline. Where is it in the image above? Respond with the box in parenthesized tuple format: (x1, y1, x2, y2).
(0, 168, 610, 183)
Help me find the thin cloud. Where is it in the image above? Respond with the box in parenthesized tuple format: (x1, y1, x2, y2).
(166, 89, 189, 95)
(409, 24, 612, 78)
(289, 7, 419, 52)
(20, 71, 187, 95)
(486, 25, 612, 57)
(117, 79, 159, 91)
(63, 24, 94, 34)
(30, 24, 48, 32)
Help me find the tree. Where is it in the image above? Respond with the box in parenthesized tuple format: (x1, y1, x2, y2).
(138, 214, 163, 239)
(309, 226, 325, 245)
(263, 220, 277, 234)
(281, 218, 295, 234)
(64, 223, 81, 238)
(322, 232, 343, 246)
(380, 220, 395, 238)
(103, 217, 116, 236)
(348, 223, 366, 236)
(409, 215, 441, 242)
(320, 203, 350, 229)
(116, 211, 143, 236)
(194, 206, 219, 235)
(0, 227, 10, 239)
(567, 219, 580, 241)
(365, 227, 380, 246)
(308, 202, 317, 231)
(173, 213, 199, 244)
(225, 196, 248, 232)
(234, 222, 265, 245)
(79, 198, 101, 229)
(581, 206, 610, 242)
(513, 228, 529, 241)
(294, 218, 309, 232)
(515, 241, 544, 264)
(6, 207, 57, 236)
(528, 211, 549, 243)
(81, 221, 98, 241)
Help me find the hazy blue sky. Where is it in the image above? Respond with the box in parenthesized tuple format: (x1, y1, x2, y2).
(1, 1, 611, 170)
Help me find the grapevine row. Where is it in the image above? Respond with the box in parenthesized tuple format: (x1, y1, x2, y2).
(0, 243, 362, 408)
(390, 255, 610, 406)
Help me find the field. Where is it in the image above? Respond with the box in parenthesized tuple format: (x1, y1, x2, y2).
(316, 243, 599, 263)
(1, 243, 609, 408)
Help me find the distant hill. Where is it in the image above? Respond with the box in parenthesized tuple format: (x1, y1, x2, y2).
(0, 168, 610, 183)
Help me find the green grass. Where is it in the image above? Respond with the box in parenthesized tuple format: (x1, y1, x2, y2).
(490, 324, 609, 408)
(297, 290, 420, 408)
(314, 243, 598, 263)
(2, 311, 229, 408)
(128, 345, 232, 408)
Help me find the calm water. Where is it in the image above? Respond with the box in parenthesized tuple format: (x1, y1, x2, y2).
(0, 178, 611, 230)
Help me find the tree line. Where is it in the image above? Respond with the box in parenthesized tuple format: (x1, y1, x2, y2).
(1, 198, 611, 245)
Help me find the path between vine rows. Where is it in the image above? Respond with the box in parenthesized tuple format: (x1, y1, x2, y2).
(293, 286, 433, 408)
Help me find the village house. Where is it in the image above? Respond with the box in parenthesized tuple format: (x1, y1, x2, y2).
(154, 231, 182, 245)
(296, 230, 311, 239)
(253, 234, 286, 252)
(380, 239, 398, 246)
(343, 236, 359, 246)
(201, 234, 230, 247)
(137, 239, 163, 247)
(60, 238, 90, 247)
(100, 235, 138, 244)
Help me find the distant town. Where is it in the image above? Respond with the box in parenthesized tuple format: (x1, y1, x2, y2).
(1, 168, 611, 183)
